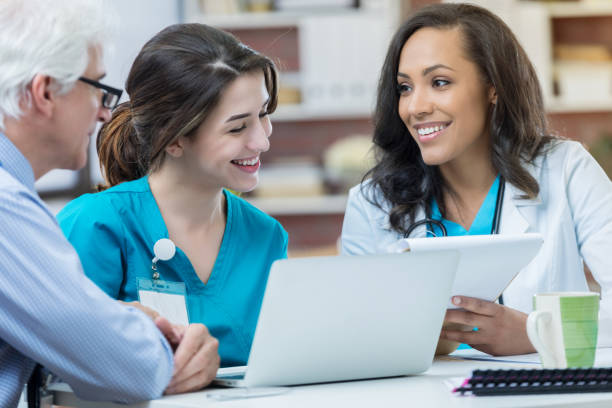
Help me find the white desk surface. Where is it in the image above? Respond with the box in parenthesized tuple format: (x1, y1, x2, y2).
(51, 349, 612, 408)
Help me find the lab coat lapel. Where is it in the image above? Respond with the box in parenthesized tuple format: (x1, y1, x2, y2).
(500, 181, 542, 235)
(409, 207, 428, 238)
(382, 207, 428, 238)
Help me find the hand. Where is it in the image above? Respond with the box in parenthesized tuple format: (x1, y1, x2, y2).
(441, 296, 535, 356)
(435, 322, 472, 355)
(119, 300, 160, 320)
(156, 321, 220, 394)
(154, 316, 184, 350)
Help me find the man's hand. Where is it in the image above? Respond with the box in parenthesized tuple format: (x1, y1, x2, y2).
(155, 318, 220, 394)
(441, 296, 535, 356)
(118, 300, 160, 321)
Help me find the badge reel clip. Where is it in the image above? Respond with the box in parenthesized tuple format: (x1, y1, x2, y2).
(151, 238, 176, 281)
(137, 238, 190, 326)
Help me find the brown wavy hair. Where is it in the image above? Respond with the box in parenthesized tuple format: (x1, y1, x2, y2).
(365, 3, 556, 235)
(96, 23, 278, 189)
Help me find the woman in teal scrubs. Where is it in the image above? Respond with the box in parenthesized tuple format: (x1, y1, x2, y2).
(58, 24, 287, 367)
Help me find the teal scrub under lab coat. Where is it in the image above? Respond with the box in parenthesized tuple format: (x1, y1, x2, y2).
(430, 175, 501, 237)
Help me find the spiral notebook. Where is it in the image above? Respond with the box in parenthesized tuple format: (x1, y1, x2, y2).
(453, 368, 612, 396)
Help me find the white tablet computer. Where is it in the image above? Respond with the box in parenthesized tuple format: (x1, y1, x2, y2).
(388, 233, 543, 308)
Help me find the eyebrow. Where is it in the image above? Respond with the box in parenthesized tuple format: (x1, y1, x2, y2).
(225, 98, 271, 123)
(226, 113, 250, 122)
(397, 64, 454, 79)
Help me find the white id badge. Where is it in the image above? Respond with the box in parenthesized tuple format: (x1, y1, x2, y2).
(137, 278, 189, 326)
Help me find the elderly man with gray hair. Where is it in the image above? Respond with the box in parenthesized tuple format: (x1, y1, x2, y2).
(0, 1, 220, 407)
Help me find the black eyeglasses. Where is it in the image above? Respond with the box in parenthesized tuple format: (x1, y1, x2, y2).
(78, 77, 123, 110)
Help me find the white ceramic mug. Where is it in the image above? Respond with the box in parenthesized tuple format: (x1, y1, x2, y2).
(526, 292, 599, 368)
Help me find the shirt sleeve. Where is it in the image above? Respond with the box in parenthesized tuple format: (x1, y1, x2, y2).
(341, 185, 379, 255)
(0, 188, 173, 403)
(563, 143, 612, 347)
(277, 223, 289, 260)
(57, 193, 125, 299)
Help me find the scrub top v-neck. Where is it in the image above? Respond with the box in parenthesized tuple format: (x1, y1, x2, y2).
(58, 176, 288, 366)
(429, 175, 501, 237)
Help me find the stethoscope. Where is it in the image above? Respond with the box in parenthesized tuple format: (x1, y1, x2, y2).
(404, 176, 506, 305)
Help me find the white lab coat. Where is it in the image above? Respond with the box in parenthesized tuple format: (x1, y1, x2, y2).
(341, 140, 612, 346)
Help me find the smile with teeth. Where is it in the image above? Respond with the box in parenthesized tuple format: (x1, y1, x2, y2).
(417, 124, 448, 136)
(232, 157, 259, 166)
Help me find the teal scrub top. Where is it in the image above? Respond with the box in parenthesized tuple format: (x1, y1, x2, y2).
(430, 175, 501, 350)
(429, 175, 501, 237)
(58, 176, 288, 367)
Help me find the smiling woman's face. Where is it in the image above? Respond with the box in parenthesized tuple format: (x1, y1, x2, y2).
(396, 26, 496, 168)
(173, 70, 272, 193)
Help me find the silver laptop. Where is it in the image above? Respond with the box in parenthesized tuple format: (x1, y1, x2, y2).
(215, 250, 459, 387)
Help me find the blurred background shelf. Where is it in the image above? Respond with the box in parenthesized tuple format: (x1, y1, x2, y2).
(547, 98, 612, 113)
(184, 8, 383, 29)
(545, 1, 612, 18)
(40, 0, 612, 257)
(184, 11, 300, 29)
(246, 194, 348, 215)
(271, 104, 373, 122)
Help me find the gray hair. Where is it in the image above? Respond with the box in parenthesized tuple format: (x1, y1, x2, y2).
(0, 0, 113, 130)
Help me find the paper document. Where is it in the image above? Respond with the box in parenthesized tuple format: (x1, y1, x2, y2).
(451, 349, 541, 365)
(450, 347, 612, 366)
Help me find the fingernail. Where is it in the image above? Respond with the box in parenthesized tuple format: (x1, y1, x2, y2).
(452, 296, 461, 305)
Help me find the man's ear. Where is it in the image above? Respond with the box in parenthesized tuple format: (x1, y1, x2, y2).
(165, 137, 185, 158)
(29, 74, 55, 118)
(488, 86, 497, 105)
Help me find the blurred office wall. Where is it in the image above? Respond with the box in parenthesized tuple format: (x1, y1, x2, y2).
(89, 0, 182, 185)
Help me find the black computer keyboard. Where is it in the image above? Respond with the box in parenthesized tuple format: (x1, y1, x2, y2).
(453, 368, 612, 396)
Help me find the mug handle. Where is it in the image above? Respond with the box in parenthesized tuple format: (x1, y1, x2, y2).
(526, 311, 554, 364)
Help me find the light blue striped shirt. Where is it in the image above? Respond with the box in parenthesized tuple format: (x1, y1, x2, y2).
(0, 133, 174, 407)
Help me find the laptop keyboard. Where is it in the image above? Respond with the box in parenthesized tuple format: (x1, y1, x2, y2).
(217, 373, 246, 380)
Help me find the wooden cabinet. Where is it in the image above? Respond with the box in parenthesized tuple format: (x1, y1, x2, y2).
(542, 1, 612, 179)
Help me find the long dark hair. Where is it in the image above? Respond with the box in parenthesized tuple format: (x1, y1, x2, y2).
(365, 3, 555, 235)
(97, 23, 278, 189)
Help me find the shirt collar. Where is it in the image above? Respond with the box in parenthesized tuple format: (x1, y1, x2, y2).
(0, 132, 36, 192)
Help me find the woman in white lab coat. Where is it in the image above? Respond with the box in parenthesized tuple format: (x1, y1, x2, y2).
(341, 3, 612, 355)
